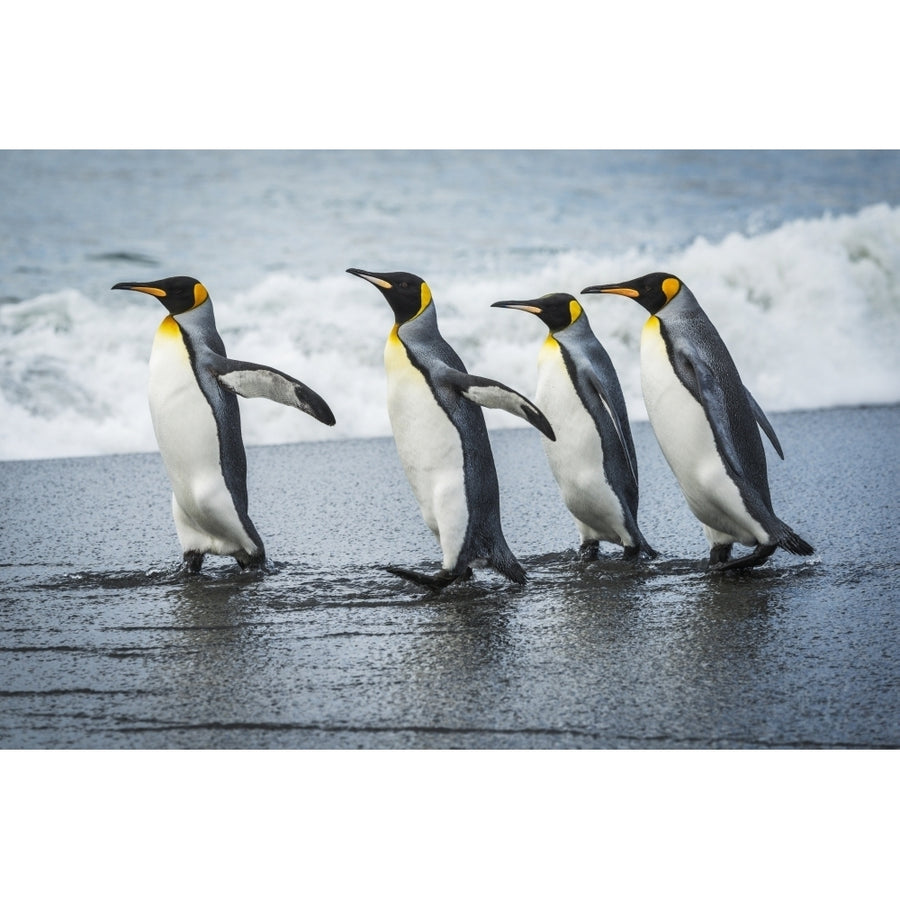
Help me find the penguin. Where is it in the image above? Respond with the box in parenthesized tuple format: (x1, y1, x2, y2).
(112, 275, 335, 572)
(581, 272, 814, 571)
(492, 293, 655, 561)
(346, 268, 556, 590)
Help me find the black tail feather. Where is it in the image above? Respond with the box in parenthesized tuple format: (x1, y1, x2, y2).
(490, 551, 527, 585)
(776, 526, 815, 557)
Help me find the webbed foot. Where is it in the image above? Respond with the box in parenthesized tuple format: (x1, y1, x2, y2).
(386, 566, 469, 591)
(182, 551, 205, 573)
(578, 540, 600, 561)
(707, 543, 734, 568)
(234, 550, 266, 571)
(623, 542, 658, 561)
(709, 543, 777, 572)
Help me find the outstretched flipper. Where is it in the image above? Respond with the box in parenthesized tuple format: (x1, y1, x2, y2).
(214, 357, 336, 426)
(435, 365, 556, 440)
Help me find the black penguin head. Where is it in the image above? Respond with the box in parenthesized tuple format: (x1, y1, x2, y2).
(581, 272, 683, 315)
(346, 268, 433, 325)
(492, 292, 585, 332)
(111, 276, 210, 315)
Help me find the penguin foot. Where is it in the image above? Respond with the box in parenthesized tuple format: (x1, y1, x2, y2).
(623, 542, 658, 562)
(709, 543, 777, 573)
(234, 550, 266, 571)
(579, 540, 600, 561)
(386, 566, 468, 591)
(182, 551, 205, 574)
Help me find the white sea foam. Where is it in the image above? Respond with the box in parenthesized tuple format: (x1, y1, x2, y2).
(2, 204, 899, 461)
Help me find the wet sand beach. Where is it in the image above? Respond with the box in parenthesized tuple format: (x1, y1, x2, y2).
(1, 405, 897, 749)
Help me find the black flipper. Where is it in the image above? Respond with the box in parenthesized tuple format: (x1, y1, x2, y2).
(584, 368, 639, 491)
(745, 388, 784, 459)
(679, 351, 747, 481)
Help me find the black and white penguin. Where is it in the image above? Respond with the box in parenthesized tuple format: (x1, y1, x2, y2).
(492, 292, 655, 561)
(582, 272, 814, 571)
(112, 276, 335, 572)
(346, 268, 555, 589)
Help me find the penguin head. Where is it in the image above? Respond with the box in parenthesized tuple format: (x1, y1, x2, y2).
(346, 268, 432, 325)
(111, 276, 210, 315)
(581, 272, 683, 315)
(492, 292, 585, 332)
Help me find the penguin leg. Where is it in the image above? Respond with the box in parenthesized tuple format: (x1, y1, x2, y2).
(707, 543, 734, 568)
(710, 543, 777, 573)
(182, 551, 205, 573)
(579, 540, 600, 561)
(386, 566, 471, 591)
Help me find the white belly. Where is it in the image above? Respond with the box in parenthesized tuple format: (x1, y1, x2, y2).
(385, 335, 467, 569)
(536, 340, 628, 545)
(641, 317, 764, 546)
(148, 320, 256, 555)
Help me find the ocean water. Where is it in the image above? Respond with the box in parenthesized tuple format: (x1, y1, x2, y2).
(1, 149, 899, 461)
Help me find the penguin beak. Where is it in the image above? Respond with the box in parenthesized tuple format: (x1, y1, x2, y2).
(580, 284, 640, 298)
(491, 301, 543, 315)
(111, 282, 167, 298)
(346, 268, 393, 290)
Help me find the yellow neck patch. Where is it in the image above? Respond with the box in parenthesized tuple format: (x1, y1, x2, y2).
(643, 314, 661, 337)
(385, 323, 412, 374)
(568, 299, 583, 324)
(539, 334, 565, 371)
(157, 315, 182, 339)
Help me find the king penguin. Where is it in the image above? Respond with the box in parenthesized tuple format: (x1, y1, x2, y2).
(492, 293, 655, 561)
(346, 268, 556, 590)
(581, 272, 814, 571)
(112, 275, 335, 572)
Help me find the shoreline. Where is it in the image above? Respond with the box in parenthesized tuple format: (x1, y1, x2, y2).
(0, 400, 895, 466)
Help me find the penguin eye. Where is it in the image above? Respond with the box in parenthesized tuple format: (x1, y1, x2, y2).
(399, 282, 409, 289)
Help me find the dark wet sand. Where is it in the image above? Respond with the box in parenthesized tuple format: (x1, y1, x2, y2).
(1, 405, 898, 749)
